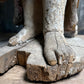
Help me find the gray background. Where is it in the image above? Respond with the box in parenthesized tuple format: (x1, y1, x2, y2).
(78, 0, 84, 34)
(0, 0, 22, 33)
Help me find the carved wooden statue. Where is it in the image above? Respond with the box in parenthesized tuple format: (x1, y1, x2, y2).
(0, 0, 84, 82)
(8, 0, 78, 65)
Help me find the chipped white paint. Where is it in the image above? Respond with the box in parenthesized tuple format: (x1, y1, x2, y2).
(43, 0, 67, 34)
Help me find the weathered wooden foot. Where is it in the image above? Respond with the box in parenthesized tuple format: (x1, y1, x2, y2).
(17, 36, 84, 82)
(9, 28, 35, 46)
(44, 32, 75, 66)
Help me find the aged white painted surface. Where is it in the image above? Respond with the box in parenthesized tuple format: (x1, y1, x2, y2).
(43, 0, 67, 34)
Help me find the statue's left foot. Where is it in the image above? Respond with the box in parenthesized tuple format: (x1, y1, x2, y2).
(44, 32, 75, 66)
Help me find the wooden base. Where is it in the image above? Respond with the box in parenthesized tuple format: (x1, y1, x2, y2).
(17, 36, 84, 82)
(0, 34, 84, 82)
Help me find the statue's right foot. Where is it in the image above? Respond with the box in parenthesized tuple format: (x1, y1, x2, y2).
(9, 28, 34, 46)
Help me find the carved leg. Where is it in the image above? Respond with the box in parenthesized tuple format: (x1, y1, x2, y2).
(9, 0, 43, 46)
(64, 0, 78, 37)
(43, 0, 75, 66)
